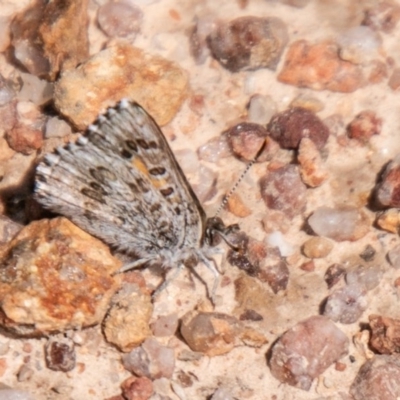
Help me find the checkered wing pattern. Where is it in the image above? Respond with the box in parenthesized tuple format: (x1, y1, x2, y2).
(35, 100, 206, 260)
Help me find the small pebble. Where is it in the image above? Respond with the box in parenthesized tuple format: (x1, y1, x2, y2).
(376, 209, 400, 233)
(180, 311, 241, 356)
(369, 315, 400, 354)
(189, 14, 216, 64)
(267, 107, 329, 150)
(324, 264, 345, 288)
(45, 117, 72, 139)
(207, 16, 288, 72)
(299, 260, 315, 272)
(17, 365, 33, 382)
(17, 73, 53, 105)
(347, 110, 382, 143)
(226, 193, 252, 218)
(323, 284, 368, 324)
(122, 338, 175, 379)
(260, 165, 307, 219)
(247, 94, 276, 125)
(45, 337, 76, 372)
(97, 1, 143, 38)
(298, 137, 328, 187)
(224, 122, 268, 162)
(269, 315, 349, 390)
(308, 206, 369, 242)
(375, 156, 400, 208)
(302, 236, 333, 258)
(350, 355, 400, 399)
(289, 94, 324, 113)
(121, 376, 153, 400)
(359, 244, 376, 261)
(151, 313, 179, 337)
(346, 264, 383, 291)
(278, 40, 365, 92)
(197, 136, 231, 163)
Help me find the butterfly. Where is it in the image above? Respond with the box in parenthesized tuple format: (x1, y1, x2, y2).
(35, 99, 240, 299)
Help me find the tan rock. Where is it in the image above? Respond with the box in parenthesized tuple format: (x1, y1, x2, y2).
(103, 283, 153, 352)
(302, 236, 333, 258)
(180, 310, 266, 356)
(0, 217, 121, 336)
(298, 137, 328, 187)
(54, 42, 189, 130)
(226, 192, 252, 218)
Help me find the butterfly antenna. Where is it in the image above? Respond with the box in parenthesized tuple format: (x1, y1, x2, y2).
(214, 139, 267, 217)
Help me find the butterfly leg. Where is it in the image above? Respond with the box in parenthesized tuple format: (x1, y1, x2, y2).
(152, 263, 184, 299)
(114, 258, 153, 274)
(198, 253, 220, 303)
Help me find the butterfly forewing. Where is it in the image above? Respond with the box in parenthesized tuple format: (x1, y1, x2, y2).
(35, 101, 206, 259)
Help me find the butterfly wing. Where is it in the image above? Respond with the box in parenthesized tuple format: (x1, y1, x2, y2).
(35, 100, 206, 260)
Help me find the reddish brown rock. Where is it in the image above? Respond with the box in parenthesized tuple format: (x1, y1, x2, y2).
(259, 165, 307, 219)
(269, 315, 349, 390)
(0, 217, 121, 336)
(5, 122, 43, 155)
(299, 260, 315, 272)
(103, 283, 153, 352)
(375, 156, 400, 208)
(350, 355, 400, 400)
(224, 122, 269, 162)
(369, 315, 400, 354)
(45, 337, 76, 372)
(267, 107, 329, 150)
(121, 376, 153, 400)
(207, 16, 288, 72)
(54, 43, 188, 130)
(347, 110, 382, 142)
(278, 40, 365, 92)
(11, 0, 89, 80)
